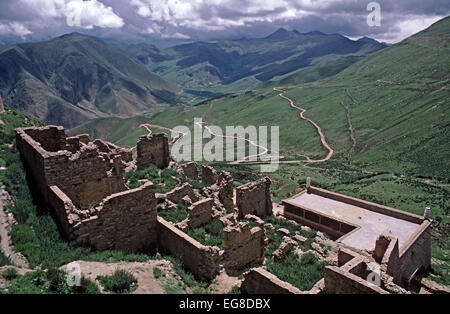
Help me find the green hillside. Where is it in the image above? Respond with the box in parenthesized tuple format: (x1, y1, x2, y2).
(0, 33, 181, 128)
(122, 29, 386, 104)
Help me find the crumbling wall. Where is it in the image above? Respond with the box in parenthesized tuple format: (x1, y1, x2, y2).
(16, 127, 127, 208)
(157, 217, 221, 281)
(202, 165, 218, 185)
(241, 268, 302, 294)
(185, 198, 214, 229)
(324, 266, 389, 294)
(223, 222, 265, 272)
(49, 182, 158, 252)
(137, 133, 170, 169)
(218, 171, 234, 211)
(398, 221, 431, 285)
(15, 126, 158, 253)
(180, 162, 199, 180)
(166, 183, 199, 205)
(237, 177, 272, 218)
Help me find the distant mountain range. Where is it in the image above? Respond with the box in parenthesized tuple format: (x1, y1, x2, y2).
(119, 28, 387, 95)
(0, 33, 181, 128)
(0, 28, 387, 128)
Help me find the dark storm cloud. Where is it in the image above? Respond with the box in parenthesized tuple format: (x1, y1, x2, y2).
(0, 0, 449, 45)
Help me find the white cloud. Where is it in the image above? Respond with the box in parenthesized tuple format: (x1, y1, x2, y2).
(20, 0, 124, 29)
(0, 22, 33, 38)
(128, 0, 309, 32)
(389, 15, 445, 42)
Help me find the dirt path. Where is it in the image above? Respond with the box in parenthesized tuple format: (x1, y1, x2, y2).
(0, 188, 29, 268)
(61, 260, 179, 294)
(138, 87, 335, 166)
(274, 88, 334, 163)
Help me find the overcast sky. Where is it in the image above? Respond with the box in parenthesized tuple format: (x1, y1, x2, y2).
(0, 0, 449, 46)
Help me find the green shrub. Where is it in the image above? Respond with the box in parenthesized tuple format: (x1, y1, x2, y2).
(266, 252, 326, 291)
(97, 270, 138, 294)
(158, 204, 188, 223)
(186, 220, 224, 248)
(2, 268, 19, 280)
(153, 267, 165, 279)
(227, 285, 241, 294)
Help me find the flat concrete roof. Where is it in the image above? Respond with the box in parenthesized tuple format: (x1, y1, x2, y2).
(288, 193, 421, 251)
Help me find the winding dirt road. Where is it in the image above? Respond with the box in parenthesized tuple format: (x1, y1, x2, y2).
(273, 88, 334, 163)
(139, 87, 334, 166)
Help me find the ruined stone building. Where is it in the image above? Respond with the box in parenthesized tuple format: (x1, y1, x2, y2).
(15, 125, 435, 294)
(16, 126, 157, 252)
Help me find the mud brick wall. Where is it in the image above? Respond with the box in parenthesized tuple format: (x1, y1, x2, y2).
(72, 182, 158, 252)
(324, 266, 389, 294)
(223, 222, 265, 272)
(202, 165, 218, 185)
(180, 162, 199, 180)
(237, 177, 272, 218)
(398, 220, 431, 285)
(137, 133, 170, 169)
(46, 145, 126, 208)
(218, 171, 234, 211)
(241, 268, 302, 294)
(166, 183, 198, 204)
(16, 127, 126, 208)
(23, 126, 67, 152)
(157, 217, 222, 281)
(186, 198, 214, 229)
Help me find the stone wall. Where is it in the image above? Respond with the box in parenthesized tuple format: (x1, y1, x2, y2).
(15, 126, 158, 253)
(241, 268, 302, 294)
(398, 220, 431, 285)
(223, 222, 265, 272)
(49, 182, 158, 252)
(324, 266, 389, 294)
(180, 162, 199, 180)
(185, 198, 214, 229)
(73, 182, 157, 252)
(236, 177, 272, 218)
(137, 133, 170, 169)
(157, 217, 222, 281)
(202, 165, 218, 185)
(166, 183, 199, 205)
(218, 171, 234, 211)
(16, 126, 127, 208)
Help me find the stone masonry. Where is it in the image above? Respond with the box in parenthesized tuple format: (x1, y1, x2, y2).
(217, 171, 234, 211)
(137, 133, 170, 169)
(180, 162, 199, 180)
(185, 198, 214, 229)
(223, 222, 266, 272)
(202, 165, 219, 185)
(16, 126, 157, 252)
(237, 177, 273, 218)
